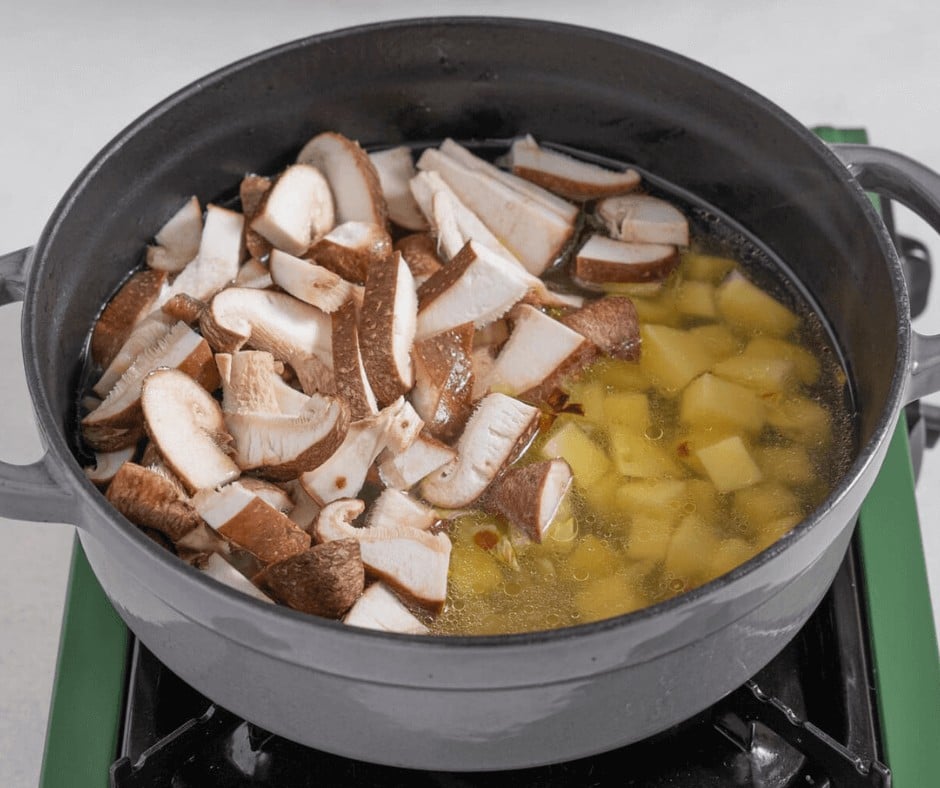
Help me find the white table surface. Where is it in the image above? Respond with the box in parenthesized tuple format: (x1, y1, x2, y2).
(3, 2, 940, 786)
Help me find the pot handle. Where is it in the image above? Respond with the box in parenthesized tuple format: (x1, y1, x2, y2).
(832, 143, 940, 403)
(0, 247, 75, 523)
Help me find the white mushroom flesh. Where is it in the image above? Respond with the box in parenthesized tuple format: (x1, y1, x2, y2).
(597, 193, 690, 246)
(369, 146, 427, 231)
(147, 195, 203, 273)
(269, 249, 358, 313)
(344, 582, 429, 634)
(250, 164, 334, 255)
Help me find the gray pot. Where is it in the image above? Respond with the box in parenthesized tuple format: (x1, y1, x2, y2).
(3, 18, 940, 771)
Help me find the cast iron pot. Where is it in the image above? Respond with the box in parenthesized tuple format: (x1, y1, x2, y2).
(3, 18, 940, 771)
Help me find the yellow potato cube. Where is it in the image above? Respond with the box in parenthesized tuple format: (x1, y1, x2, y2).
(743, 337, 821, 386)
(580, 474, 624, 520)
(765, 396, 831, 446)
(575, 575, 646, 622)
(640, 324, 715, 393)
(616, 478, 688, 515)
(541, 421, 610, 488)
(664, 514, 722, 582)
(609, 427, 685, 479)
(603, 391, 651, 432)
(696, 435, 763, 493)
(684, 478, 721, 522)
(567, 534, 620, 580)
(712, 354, 795, 395)
(733, 482, 801, 528)
(601, 280, 665, 298)
(674, 427, 738, 476)
(681, 252, 736, 283)
(688, 324, 740, 361)
(754, 514, 803, 550)
(676, 280, 717, 318)
(717, 276, 799, 337)
(448, 545, 503, 596)
(625, 514, 676, 562)
(680, 373, 765, 433)
(585, 358, 650, 392)
(631, 292, 682, 326)
(707, 538, 757, 581)
(568, 381, 607, 425)
(755, 444, 816, 486)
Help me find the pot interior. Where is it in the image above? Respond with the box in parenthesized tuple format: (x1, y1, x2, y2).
(30, 18, 900, 519)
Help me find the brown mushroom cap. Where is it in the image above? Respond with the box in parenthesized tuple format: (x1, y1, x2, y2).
(161, 293, 207, 326)
(255, 539, 364, 617)
(106, 462, 203, 542)
(561, 296, 641, 362)
(484, 458, 573, 543)
(239, 174, 274, 259)
(140, 367, 240, 494)
(91, 269, 168, 368)
(307, 221, 393, 284)
(573, 234, 679, 286)
(331, 299, 379, 421)
(394, 233, 443, 284)
(360, 251, 417, 406)
(411, 322, 475, 442)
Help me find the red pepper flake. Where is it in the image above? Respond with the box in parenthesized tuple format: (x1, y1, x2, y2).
(473, 530, 499, 551)
(676, 441, 690, 458)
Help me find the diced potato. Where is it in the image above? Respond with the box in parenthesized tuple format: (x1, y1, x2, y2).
(542, 421, 610, 487)
(681, 252, 736, 283)
(684, 478, 721, 522)
(568, 381, 607, 424)
(712, 354, 795, 395)
(580, 474, 623, 520)
(601, 280, 664, 298)
(616, 478, 688, 515)
(696, 435, 762, 493)
(674, 427, 738, 476)
(688, 324, 740, 361)
(640, 324, 715, 392)
(755, 444, 816, 486)
(567, 534, 620, 580)
(603, 391, 650, 432)
(676, 280, 717, 318)
(765, 396, 831, 445)
(631, 294, 683, 326)
(625, 514, 676, 562)
(448, 546, 503, 596)
(754, 514, 802, 550)
(717, 276, 798, 337)
(733, 482, 800, 528)
(707, 538, 757, 580)
(664, 514, 723, 582)
(680, 373, 765, 433)
(575, 575, 646, 622)
(609, 427, 685, 478)
(743, 337, 821, 386)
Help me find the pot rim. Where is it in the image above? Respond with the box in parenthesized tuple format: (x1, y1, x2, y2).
(24, 16, 912, 655)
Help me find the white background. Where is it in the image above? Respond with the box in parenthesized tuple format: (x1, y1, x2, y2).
(2, 2, 940, 786)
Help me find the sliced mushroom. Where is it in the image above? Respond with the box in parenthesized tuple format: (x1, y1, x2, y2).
(394, 233, 443, 285)
(484, 458, 573, 543)
(561, 296, 641, 362)
(369, 146, 427, 231)
(83, 322, 219, 451)
(315, 499, 451, 613)
(146, 196, 202, 273)
(237, 477, 294, 513)
(255, 539, 364, 617)
(269, 249, 359, 314)
(440, 138, 579, 222)
(416, 241, 530, 340)
(250, 164, 335, 256)
(597, 193, 690, 246)
(421, 393, 540, 508)
(239, 174, 274, 259)
(194, 481, 311, 565)
(344, 582, 429, 635)
(486, 305, 597, 406)
(377, 430, 456, 491)
(368, 488, 437, 532)
(91, 269, 168, 368)
(508, 135, 641, 201)
(221, 350, 281, 413)
(175, 521, 265, 578)
(299, 404, 399, 505)
(297, 132, 388, 226)
(360, 251, 417, 405)
(139, 367, 240, 492)
(93, 313, 174, 398)
(383, 398, 424, 454)
(412, 322, 474, 442)
(235, 258, 274, 289)
(307, 220, 393, 284)
(202, 552, 274, 604)
(106, 461, 203, 542)
(417, 147, 575, 276)
(160, 293, 207, 326)
(470, 346, 498, 401)
(281, 478, 322, 533)
(226, 397, 350, 481)
(574, 234, 679, 287)
(84, 445, 136, 488)
(162, 204, 244, 303)
(331, 299, 379, 420)
(199, 287, 332, 381)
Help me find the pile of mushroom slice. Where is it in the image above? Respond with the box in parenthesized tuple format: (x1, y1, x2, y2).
(79, 130, 690, 636)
